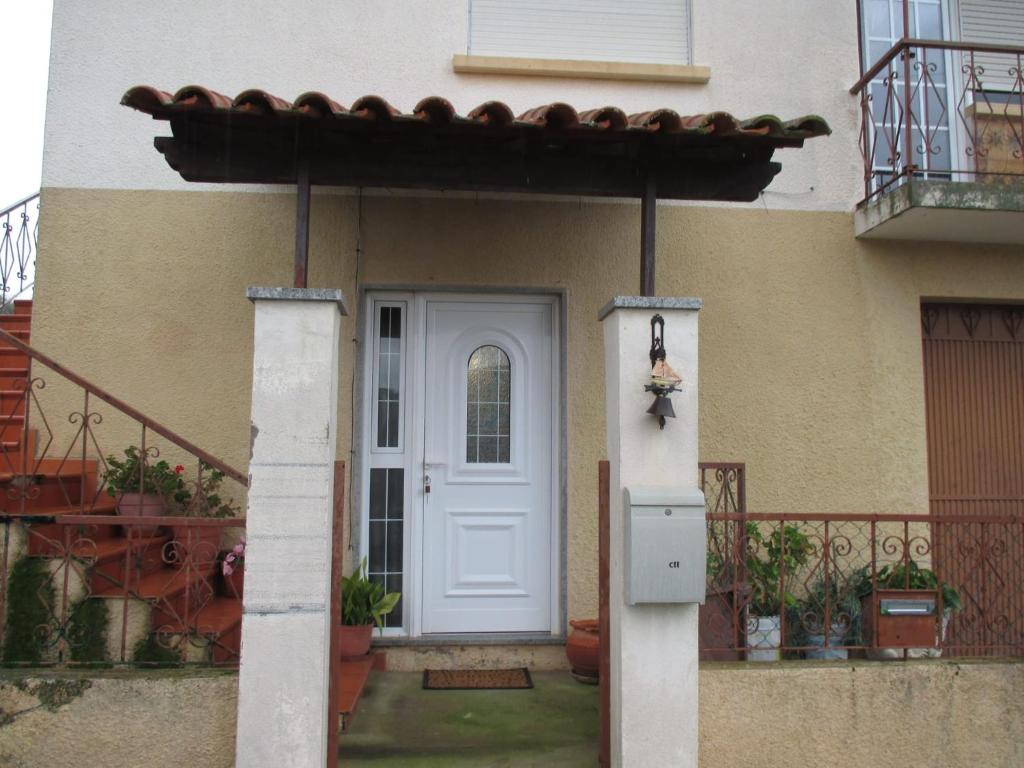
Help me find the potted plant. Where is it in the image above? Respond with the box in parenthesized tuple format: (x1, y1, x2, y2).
(699, 537, 752, 661)
(565, 618, 600, 682)
(169, 462, 240, 561)
(792, 575, 861, 660)
(340, 557, 400, 658)
(745, 522, 813, 661)
(222, 538, 245, 599)
(103, 446, 189, 536)
(855, 560, 962, 659)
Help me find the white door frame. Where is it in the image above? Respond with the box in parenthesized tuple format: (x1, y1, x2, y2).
(356, 289, 563, 638)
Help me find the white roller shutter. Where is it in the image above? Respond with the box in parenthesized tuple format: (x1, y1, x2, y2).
(468, 1, 691, 65)
(959, 0, 1024, 92)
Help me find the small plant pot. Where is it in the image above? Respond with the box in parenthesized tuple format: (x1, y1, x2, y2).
(746, 615, 781, 662)
(115, 492, 165, 537)
(565, 618, 600, 681)
(805, 628, 849, 660)
(340, 624, 374, 658)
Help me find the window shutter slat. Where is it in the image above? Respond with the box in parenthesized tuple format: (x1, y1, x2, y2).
(469, 0, 691, 65)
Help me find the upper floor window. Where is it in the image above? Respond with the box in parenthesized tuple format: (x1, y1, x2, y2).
(468, 0, 692, 65)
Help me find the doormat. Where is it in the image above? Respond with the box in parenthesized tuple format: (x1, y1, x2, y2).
(422, 668, 533, 690)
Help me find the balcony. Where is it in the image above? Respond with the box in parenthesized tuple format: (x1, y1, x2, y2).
(852, 39, 1024, 244)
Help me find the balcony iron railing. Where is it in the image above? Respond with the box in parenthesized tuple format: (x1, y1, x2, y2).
(0, 193, 38, 310)
(851, 39, 1024, 202)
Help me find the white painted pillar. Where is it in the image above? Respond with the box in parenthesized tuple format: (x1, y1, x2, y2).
(600, 296, 702, 768)
(236, 287, 347, 768)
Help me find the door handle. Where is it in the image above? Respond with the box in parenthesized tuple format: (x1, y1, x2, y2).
(424, 474, 431, 494)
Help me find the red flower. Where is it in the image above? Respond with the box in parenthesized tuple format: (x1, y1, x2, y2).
(174, 464, 185, 474)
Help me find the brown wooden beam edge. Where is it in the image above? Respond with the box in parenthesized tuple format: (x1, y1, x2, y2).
(294, 158, 311, 289)
(640, 177, 657, 296)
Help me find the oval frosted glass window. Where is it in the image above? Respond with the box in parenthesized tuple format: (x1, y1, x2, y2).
(466, 345, 511, 463)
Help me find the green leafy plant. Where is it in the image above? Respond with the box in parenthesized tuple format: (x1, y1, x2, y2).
(67, 597, 110, 664)
(853, 560, 962, 612)
(341, 557, 400, 629)
(2, 556, 55, 664)
(181, 462, 240, 518)
(746, 522, 813, 616)
(789, 574, 862, 646)
(102, 446, 189, 504)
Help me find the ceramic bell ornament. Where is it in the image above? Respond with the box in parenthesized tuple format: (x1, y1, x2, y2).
(645, 314, 682, 429)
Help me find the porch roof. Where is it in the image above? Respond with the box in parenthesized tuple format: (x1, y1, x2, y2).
(121, 85, 830, 201)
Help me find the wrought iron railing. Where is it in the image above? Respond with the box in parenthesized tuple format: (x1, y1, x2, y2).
(0, 329, 249, 665)
(851, 39, 1024, 202)
(703, 512, 1024, 660)
(0, 193, 39, 310)
(0, 515, 245, 666)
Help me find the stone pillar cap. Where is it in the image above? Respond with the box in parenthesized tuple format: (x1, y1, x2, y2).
(598, 296, 702, 321)
(247, 286, 348, 315)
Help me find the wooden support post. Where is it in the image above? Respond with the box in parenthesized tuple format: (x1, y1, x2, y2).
(640, 177, 656, 297)
(326, 460, 345, 767)
(598, 460, 611, 768)
(294, 160, 311, 289)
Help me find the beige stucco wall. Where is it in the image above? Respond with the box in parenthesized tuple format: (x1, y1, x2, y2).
(31, 187, 1024, 623)
(2, 661, 1022, 767)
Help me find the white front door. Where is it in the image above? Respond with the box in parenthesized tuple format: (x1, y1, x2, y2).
(420, 298, 556, 633)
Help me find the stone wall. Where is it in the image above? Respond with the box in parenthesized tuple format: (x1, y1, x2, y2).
(1, 661, 1021, 767)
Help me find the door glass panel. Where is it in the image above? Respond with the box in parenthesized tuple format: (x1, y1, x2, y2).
(368, 467, 404, 627)
(375, 306, 402, 449)
(466, 345, 511, 464)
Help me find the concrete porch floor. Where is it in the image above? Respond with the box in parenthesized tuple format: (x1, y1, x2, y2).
(339, 671, 599, 767)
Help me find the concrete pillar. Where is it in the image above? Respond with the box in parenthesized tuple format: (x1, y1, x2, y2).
(600, 296, 702, 768)
(236, 287, 347, 768)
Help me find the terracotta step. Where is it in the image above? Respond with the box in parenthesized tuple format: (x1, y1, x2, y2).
(0, 314, 32, 329)
(0, 349, 28, 369)
(94, 561, 215, 600)
(0, 457, 97, 481)
(338, 656, 376, 732)
(0, 389, 28, 416)
(101, 563, 219, 633)
(21, 499, 121, 554)
(0, 368, 30, 389)
(164, 596, 242, 637)
(13, 300, 32, 316)
(88, 534, 172, 593)
(0, 330, 30, 349)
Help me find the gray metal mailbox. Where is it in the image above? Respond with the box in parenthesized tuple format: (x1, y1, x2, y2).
(624, 486, 706, 605)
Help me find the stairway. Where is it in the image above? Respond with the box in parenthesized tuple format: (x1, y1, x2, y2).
(0, 301, 244, 663)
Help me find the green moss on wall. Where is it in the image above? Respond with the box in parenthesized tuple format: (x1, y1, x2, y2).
(67, 598, 109, 664)
(2, 557, 55, 664)
(132, 634, 182, 666)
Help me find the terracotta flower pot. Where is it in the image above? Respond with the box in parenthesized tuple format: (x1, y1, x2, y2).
(566, 618, 600, 680)
(340, 624, 374, 658)
(115, 492, 165, 537)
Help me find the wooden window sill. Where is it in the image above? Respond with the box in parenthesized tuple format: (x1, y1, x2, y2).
(452, 54, 710, 84)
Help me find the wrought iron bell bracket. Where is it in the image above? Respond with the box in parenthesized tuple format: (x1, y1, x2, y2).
(644, 313, 680, 430)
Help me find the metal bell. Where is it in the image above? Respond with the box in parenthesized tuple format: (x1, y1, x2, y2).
(646, 393, 676, 429)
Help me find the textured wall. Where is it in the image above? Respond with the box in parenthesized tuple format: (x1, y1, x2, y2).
(2, 662, 1021, 767)
(31, 189, 1024, 623)
(43, 0, 859, 210)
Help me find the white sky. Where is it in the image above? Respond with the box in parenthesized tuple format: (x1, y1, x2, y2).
(0, 1, 53, 207)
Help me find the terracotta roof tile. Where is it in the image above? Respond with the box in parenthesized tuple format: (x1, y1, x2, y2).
(122, 85, 831, 141)
(120, 85, 831, 201)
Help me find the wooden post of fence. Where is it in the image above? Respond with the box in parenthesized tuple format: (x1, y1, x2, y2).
(599, 460, 610, 768)
(326, 460, 345, 767)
